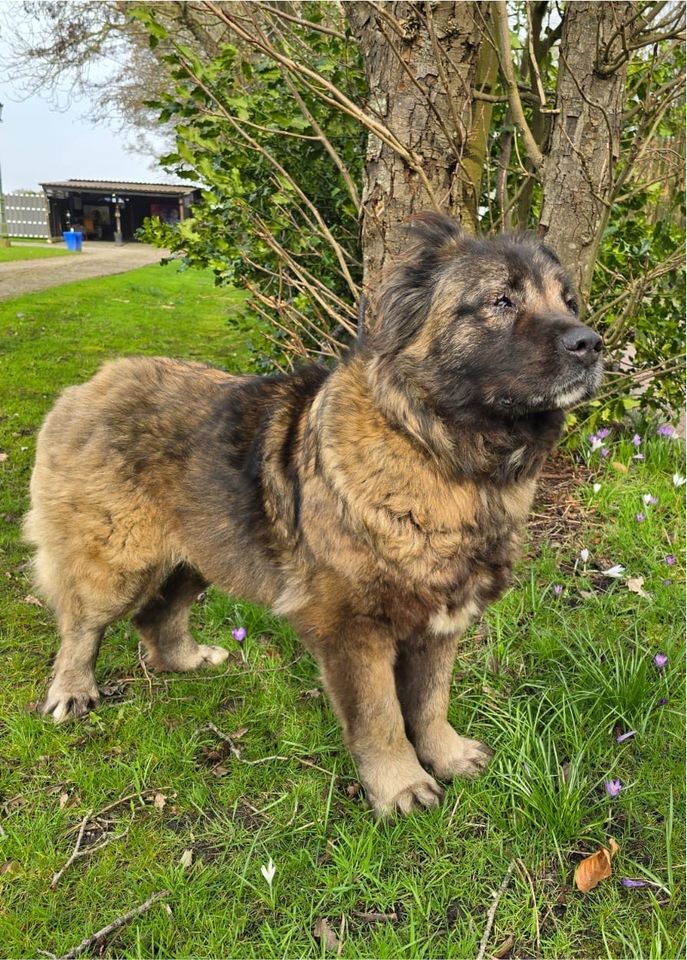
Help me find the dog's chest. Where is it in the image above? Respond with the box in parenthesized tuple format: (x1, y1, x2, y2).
(381, 481, 535, 638)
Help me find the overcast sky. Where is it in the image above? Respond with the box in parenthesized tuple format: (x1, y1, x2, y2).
(0, 2, 171, 193)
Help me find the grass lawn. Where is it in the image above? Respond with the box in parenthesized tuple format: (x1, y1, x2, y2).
(0, 244, 71, 263)
(0, 263, 684, 959)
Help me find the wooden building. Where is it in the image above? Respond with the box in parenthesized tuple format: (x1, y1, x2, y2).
(40, 180, 201, 242)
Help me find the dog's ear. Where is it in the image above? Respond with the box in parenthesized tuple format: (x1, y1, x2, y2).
(369, 213, 463, 356)
(406, 212, 463, 262)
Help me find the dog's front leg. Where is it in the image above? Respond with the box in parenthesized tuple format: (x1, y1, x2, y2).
(395, 632, 494, 781)
(313, 624, 443, 817)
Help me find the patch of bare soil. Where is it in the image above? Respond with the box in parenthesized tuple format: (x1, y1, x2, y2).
(527, 450, 595, 553)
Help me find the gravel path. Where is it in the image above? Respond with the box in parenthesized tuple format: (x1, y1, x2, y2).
(0, 242, 170, 301)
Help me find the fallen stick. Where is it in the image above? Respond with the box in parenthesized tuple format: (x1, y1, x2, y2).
(476, 861, 515, 960)
(137, 642, 154, 700)
(51, 827, 130, 888)
(351, 910, 398, 923)
(55, 889, 170, 960)
(64, 790, 158, 836)
(50, 813, 90, 889)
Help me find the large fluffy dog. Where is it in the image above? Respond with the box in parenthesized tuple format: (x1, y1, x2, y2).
(24, 214, 602, 816)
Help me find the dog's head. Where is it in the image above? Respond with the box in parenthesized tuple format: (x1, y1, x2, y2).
(368, 213, 603, 420)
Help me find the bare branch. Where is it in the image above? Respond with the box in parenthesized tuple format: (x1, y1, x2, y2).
(493, 1, 543, 170)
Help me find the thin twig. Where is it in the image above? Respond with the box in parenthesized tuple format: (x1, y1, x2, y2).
(51, 813, 91, 888)
(64, 790, 159, 836)
(476, 860, 516, 960)
(203, 722, 242, 759)
(55, 890, 170, 960)
(137, 642, 154, 701)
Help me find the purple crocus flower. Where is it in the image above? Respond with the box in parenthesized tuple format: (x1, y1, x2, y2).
(664, 555, 676, 566)
(657, 424, 677, 438)
(596, 427, 611, 440)
(635, 512, 645, 522)
(616, 730, 636, 743)
(657, 697, 668, 707)
(232, 627, 247, 643)
(631, 433, 641, 447)
(621, 878, 647, 888)
(653, 652, 668, 669)
(642, 494, 658, 506)
(605, 779, 623, 797)
(600, 447, 610, 458)
(553, 584, 563, 596)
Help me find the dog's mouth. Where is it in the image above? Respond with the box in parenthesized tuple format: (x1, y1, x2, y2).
(497, 361, 603, 415)
(551, 361, 603, 410)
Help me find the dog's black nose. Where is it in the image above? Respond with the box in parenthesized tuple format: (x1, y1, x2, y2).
(560, 325, 602, 365)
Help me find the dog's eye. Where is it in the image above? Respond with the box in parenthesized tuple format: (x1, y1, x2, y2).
(566, 298, 579, 315)
(494, 296, 514, 310)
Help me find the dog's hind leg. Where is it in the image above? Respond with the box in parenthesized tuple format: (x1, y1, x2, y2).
(132, 564, 229, 672)
(395, 631, 494, 781)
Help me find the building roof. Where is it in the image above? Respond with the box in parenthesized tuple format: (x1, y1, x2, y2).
(40, 180, 198, 196)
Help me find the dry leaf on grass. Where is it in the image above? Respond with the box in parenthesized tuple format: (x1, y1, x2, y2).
(179, 848, 193, 869)
(574, 838, 619, 892)
(313, 917, 341, 953)
(153, 792, 166, 811)
(611, 461, 629, 474)
(626, 577, 652, 600)
(227, 726, 248, 740)
(23, 594, 44, 607)
(492, 933, 515, 958)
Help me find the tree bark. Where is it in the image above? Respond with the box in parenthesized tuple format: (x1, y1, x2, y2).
(344, 1, 489, 294)
(538, 1, 633, 302)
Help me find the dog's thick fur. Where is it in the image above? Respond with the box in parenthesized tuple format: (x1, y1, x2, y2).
(24, 214, 602, 817)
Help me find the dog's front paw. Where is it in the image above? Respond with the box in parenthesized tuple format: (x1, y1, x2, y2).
(360, 751, 444, 818)
(372, 776, 444, 818)
(415, 723, 494, 781)
(41, 676, 100, 723)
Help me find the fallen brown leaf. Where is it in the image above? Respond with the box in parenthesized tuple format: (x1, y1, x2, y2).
(23, 594, 44, 607)
(574, 838, 619, 892)
(611, 461, 629, 474)
(313, 917, 341, 953)
(345, 782, 362, 799)
(626, 576, 652, 600)
(227, 726, 248, 740)
(211, 764, 229, 777)
(153, 792, 166, 811)
(492, 933, 515, 958)
(179, 848, 193, 869)
(0, 861, 21, 875)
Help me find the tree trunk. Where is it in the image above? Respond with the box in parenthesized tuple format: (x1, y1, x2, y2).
(344, 1, 489, 294)
(538, 2, 632, 302)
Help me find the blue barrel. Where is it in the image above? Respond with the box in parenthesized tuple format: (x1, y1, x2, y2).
(63, 230, 83, 252)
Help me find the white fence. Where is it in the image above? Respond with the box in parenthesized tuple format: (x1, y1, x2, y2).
(4, 193, 50, 238)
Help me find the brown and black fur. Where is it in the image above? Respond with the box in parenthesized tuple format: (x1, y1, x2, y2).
(24, 214, 602, 817)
